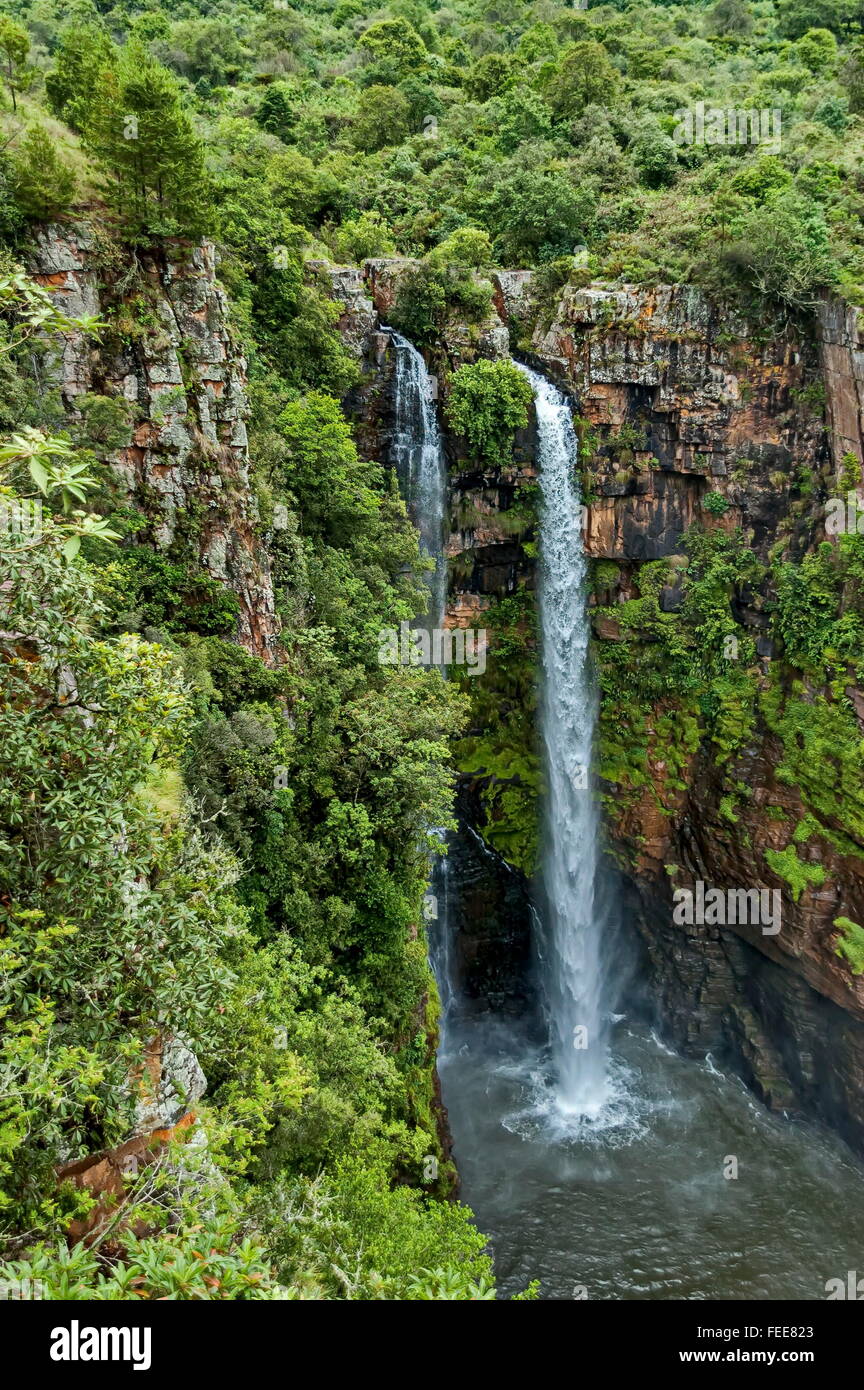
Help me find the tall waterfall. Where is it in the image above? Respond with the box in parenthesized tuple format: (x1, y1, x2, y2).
(388, 331, 454, 1029)
(388, 331, 447, 631)
(517, 363, 610, 1119)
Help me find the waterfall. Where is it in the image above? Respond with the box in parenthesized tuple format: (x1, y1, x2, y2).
(387, 330, 454, 1029)
(516, 363, 610, 1119)
(387, 331, 447, 631)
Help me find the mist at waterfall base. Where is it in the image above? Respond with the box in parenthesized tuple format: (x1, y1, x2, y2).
(386, 336, 864, 1299)
(438, 1016, 864, 1299)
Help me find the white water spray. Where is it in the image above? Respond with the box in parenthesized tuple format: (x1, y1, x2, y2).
(388, 330, 447, 630)
(517, 363, 610, 1119)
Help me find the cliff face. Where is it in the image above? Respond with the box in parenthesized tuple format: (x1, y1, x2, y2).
(325, 257, 864, 1151)
(516, 279, 864, 1147)
(24, 227, 283, 1225)
(817, 298, 864, 470)
(521, 280, 830, 563)
(30, 224, 279, 663)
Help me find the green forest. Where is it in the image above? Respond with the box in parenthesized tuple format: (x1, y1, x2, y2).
(1, 0, 864, 1305)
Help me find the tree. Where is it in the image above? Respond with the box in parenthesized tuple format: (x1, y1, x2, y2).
(795, 26, 839, 71)
(0, 157, 23, 246)
(352, 85, 412, 152)
(255, 82, 296, 141)
(10, 127, 77, 224)
(358, 18, 428, 82)
(841, 39, 864, 112)
(631, 126, 679, 189)
(705, 0, 754, 36)
(274, 391, 383, 549)
(776, 0, 857, 39)
(486, 165, 596, 263)
(515, 23, 560, 64)
(251, 259, 359, 396)
(542, 41, 618, 122)
(493, 86, 555, 154)
(467, 53, 513, 101)
(45, 24, 115, 131)
(167, 19, 250, 88)
(446, 359, 534, 468)
(84, 43, 210, 239)
(0, 16, 29, 113)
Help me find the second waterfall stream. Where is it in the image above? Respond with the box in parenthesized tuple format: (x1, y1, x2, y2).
(388, 330, 447, 630)
(516, 363, 611, 1121)
(387, 329, 455, 1030)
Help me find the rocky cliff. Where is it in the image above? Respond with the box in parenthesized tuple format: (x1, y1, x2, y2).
(26, 225, 282, 1231)
(324, 256, 864, 1153)
(522, 277, 864, 1147)
(30, 224, 279, 663)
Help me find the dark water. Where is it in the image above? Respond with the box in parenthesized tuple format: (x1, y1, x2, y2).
(439, 1017, 864, 1301)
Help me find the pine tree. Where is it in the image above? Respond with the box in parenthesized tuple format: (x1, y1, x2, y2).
(84, 43, 210, 240)
(10, 126, 77, 224)
(45, 25, 116, 132)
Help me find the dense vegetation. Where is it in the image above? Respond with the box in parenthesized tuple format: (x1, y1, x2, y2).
(0, 0, 861, 311)
(0, 266, 499, 1300)
(2, 0, 864, 1301)
(0, 0, 859, 314)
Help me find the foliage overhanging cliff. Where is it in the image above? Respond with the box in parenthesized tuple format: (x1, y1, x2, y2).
(2, 0, 864, 1300)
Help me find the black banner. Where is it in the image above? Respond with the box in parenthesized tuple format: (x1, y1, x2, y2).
(2, 1298, 857, 1376)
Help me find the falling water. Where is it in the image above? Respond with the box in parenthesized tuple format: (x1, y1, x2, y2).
(388, 331, 454, 1030)
(517, 363, 609, 1119)
(387, 331, 447, 631)
(430, 361, 864, 1297)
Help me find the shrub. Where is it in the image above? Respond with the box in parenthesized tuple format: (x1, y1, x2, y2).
(835, 917, 864, 974)
(426, 228, 493, 269)
(703, 490, 730, 516)
(446, 359, 534, 468)
(332, 212, 395, 263)
(391, 264, 448, 344)
(720, 192, 836, 312)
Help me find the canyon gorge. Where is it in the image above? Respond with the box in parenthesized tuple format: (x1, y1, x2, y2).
(20, 220, 864, 1300)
